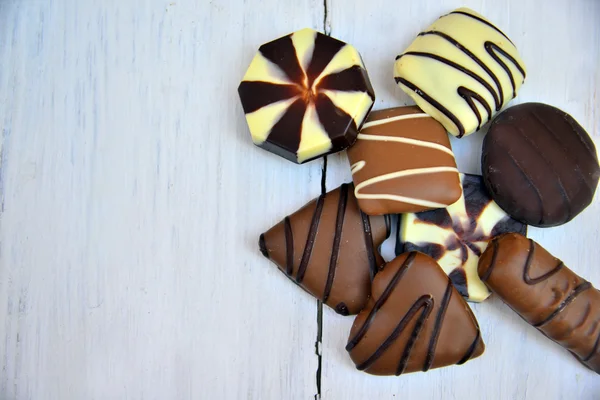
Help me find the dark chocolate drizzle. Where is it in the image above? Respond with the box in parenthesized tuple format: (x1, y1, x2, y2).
(356, 295, 434, 374)
(457, 329, 481, 365)
(486, 238, 592, 329)
(323, 184, 349, 303)
(522, 239, 564, 285)
(348, 253, 482, 374)
(533, 281, 592, 327)
(295, 194, 326, 284)
(395, 77, 466, 138)
(284, 217, 294, 276)
(346, 252, 417, 352)
(484, 41, 525, 97)
(359, 209, 378, 280)
(457, 86, 491, 130)
(396, 25, 526, 137)
(423, 281, 453, 371)
(583, 331, 600, 362)
(417, 31, 505, 109)
(394, 296, 434, 375)
(449, 10, 515, 45)
(401, 50, 500, 112)
(259, 234, 269, 259)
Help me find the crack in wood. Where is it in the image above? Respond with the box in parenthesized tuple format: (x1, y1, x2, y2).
(315, 3, 330, 398)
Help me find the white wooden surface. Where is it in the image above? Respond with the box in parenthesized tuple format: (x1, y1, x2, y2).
(0, 0, 598, 399)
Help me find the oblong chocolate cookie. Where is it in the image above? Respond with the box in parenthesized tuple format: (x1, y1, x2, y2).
(482, 103, 600, 227)
(478, 233, 600, 374)
(347, 106, 462, 215)
(346, 252, 484, 375)
(260, 183, 389, 315)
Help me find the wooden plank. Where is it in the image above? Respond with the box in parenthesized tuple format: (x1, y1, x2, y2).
(322, 0, 600, 399)
(0, 1, 326, 399)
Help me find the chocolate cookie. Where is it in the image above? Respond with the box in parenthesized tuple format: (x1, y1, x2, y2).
(238, 28, 375, 164)
(397, 173, 527, 302)
(260, 183, 389, 315)
(479, 233, 600, 374)
(394, 7, 526, 138)
(346, 252, 485, 375)
(347, 106, 462, 215)
(482, 103, 600, 227)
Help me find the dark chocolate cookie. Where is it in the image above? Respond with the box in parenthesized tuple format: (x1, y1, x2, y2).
(482, 103, 599, 227)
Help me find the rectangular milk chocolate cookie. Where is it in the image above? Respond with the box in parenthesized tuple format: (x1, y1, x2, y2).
(347, 106, 462, 215)
(397, 173, 527, 302)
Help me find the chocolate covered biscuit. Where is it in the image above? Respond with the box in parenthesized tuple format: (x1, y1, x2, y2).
(239, 28, 375, 164)
(260, 184, 389, 315)
(397, 173, 527, 302)
(347, 252, 485, 375)
(394, 8, 526, 137)
(482, 103, 600, 227)
(347, 106, 462, 215)
(478, 233, 600, 373)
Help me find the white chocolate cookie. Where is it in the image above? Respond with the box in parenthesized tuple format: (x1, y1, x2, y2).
(394, 8, 526, 138)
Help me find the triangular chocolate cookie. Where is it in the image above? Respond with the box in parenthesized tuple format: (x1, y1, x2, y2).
(346, 251, 485, 375)
(260, 183, 389, 315)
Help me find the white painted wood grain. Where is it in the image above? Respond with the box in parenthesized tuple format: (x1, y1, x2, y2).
(0, 0, 598, 399)
(0, 1, 326, 399)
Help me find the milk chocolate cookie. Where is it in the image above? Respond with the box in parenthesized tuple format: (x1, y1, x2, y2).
(397, 173, 527, 302)
(260, 183, 389, 315)
(347, 106, 462, 215)
(346, 252, 485, 375)
(482, 103, 600, 227)
(239, 28, 375, 163)
(479, 233, 600, 374)
(394, 8, 526, 137)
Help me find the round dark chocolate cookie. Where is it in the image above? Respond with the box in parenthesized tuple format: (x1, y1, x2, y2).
(482, 103, 600, 227)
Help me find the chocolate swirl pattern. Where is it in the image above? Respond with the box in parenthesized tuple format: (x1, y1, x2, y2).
(346, 252, 485, 375)
(394, 7, 526, 138)
(347, 106, 462, 215)
(238, 28, 375, 163)
(260, 183, 389, 315)
(478, 233, 600, 374)
(397, 173, 527, 302)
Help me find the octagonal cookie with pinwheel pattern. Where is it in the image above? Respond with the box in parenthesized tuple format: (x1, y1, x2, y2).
(238, 28, 375, 164)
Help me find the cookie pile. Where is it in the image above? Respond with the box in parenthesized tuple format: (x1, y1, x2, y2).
(238, 8, 600, 376)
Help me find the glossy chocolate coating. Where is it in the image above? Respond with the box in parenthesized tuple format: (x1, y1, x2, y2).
(482, 103, 600, 227)
(478, 233, 600, 374)
(260, 183, 389, 315)
(238, 28, 375, 164)
(397, 173, 527, 302)
(346, 252, 484, 375)
(347, 106, 462, 215)
(394, 7, 526, 138)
